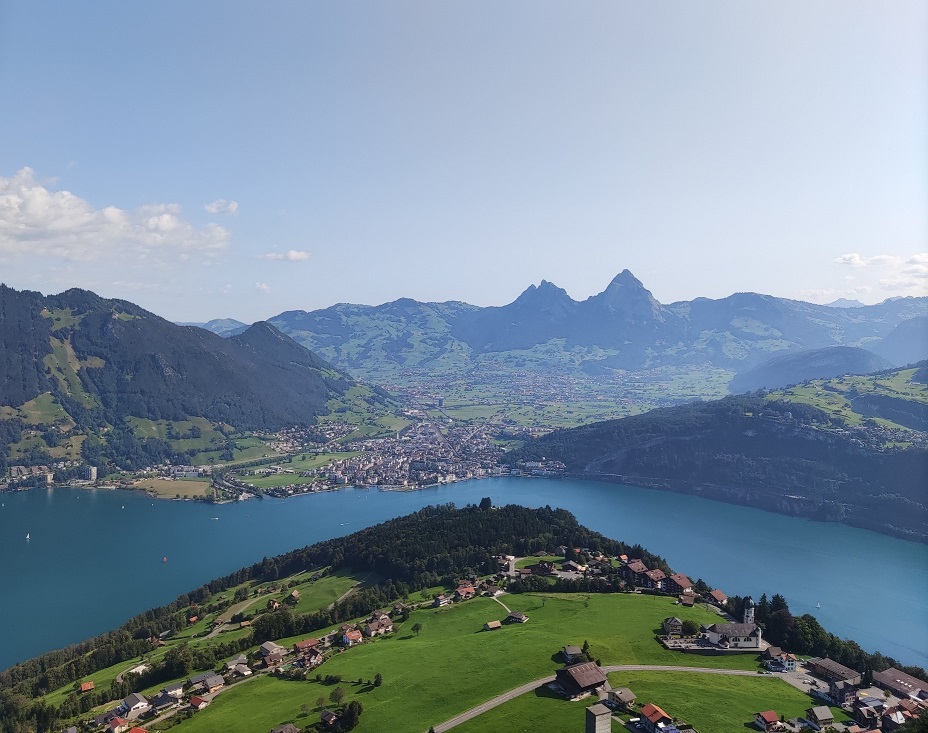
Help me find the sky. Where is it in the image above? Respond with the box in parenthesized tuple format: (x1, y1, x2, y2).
(0, 1, 925, 323)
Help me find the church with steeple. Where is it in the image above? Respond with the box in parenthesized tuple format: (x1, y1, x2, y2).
(701, 596, 763, 650)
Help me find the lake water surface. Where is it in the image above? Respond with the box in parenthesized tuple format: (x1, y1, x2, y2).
(1, 477, 925, 671)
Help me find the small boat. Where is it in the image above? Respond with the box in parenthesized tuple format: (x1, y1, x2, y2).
(815, 602, 821, 609)
(162, 556, 168, 563)
(25, 533, 30, 540)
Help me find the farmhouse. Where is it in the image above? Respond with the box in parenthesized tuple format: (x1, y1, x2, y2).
(189, 696, 209, 710)
(556, 661, 607, 700)
(484, 620, 502, 631)
(507, 611, 529, 623)
(754, 710, 779, 731)
(562, 645, 583, 663)
(608, 687, 637, 711)
(663, 617, 683, 638)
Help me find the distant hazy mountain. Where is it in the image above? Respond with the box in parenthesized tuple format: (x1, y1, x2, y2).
(869, 316, 928, 367)
(729, 346, 893, 393)
(825, 298, 866, 308)
(264, 270, 928, 383)
(176, 318, 250, 337)
(0, 285, 382, 469)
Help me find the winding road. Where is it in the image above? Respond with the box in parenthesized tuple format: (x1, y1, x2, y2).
(428, 664, 770, 733)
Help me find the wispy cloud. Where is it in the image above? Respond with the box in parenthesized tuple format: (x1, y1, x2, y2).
(0, 167, 229, 262)
(261, 249, 309, 262)
(204, 199, 238, 215)
(833, 251, 928, 299)
(255, 281, 271, 293)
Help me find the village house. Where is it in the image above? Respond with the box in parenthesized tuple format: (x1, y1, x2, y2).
(678, 594, 695, 607)
(149, 692, 180, 714)
(643, 568, 666, 590)
(663, 617, 683, 638)
(363, 617, 394, 637)
(320, 710, 341, 727)
(754, 710, 779, 732)
(807, 657, 861, 703)
(302, 648, 325, 668)
(79, 681, 95, 693)
(555, 662, 608, 700)
(259, 640, 287, 659)
(806, 706, 834, 728)
(484, 620, 502, 631)
(119, 693, 150, 721)
(665, 573, 693, 596)
(507, 611, 529, 623)
(108, 717, 129, 733)
(226, 653, 248, 671)
(762, 647, 798, 672)
(433, 594, 451, 607)
(203, 674, 224, 693)
(708, 589, 728, 607)
(640, 703, 673, 733)
(562, 645, 583, 663)
(343, 628, 363, 646)
(608, 687, 637, 712)
(189, 696, 209, 711)
(294, 638, 320, 654)
(454, 584, 476, 601)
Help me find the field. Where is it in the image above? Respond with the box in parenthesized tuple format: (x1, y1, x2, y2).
(167, 593, 768, 733)
(770, 367, 928, 430)
(134, 477, 212, 499)
(238, 453, 359, 489)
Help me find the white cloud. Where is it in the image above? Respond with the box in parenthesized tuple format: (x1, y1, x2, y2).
(832, 251, 928, 299)
(0, 167, 229, 262)
(261, 249, 309, 262)
(204, 199, 238, 215)
(255, 281, 271, 293)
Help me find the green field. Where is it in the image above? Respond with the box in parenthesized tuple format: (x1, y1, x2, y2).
(167, 593, 763, 733)
(134, 477, 212, 499)
(239, 453, 360, 489)
(770, 367, 928, 431)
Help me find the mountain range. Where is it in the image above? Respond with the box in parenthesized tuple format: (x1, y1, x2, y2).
(0, 285, 385, 471)
(216, 270, 928, 397)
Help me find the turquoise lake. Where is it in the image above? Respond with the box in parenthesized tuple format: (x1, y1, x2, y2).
(1, 477, 925, 671)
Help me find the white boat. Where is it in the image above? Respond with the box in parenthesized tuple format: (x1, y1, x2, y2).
(25, 532, 30, 540)
(815, 602, 821, 609)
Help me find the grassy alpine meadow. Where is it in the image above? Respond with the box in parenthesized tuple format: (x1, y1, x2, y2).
(451, 686, 609, 733)
(167, 593, 763, 733)
(610, 671, 853, 732)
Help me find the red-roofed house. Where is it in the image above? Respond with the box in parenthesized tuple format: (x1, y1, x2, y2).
(342, 629, 363, 646)
(109, 718, 129, 733)
(294, 638, 319, 653)
(189, 696, 209, 710)
(79, 681, 95, 693)
(665, 573, 693, 595)
(754, 710, 779, 731)
(640, 703, 673, 733)
(709, 589, 728, 606)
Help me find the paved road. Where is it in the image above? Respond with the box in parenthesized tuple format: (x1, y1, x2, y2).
(491, 596, 511, 614)
(427, 664, 771, 732)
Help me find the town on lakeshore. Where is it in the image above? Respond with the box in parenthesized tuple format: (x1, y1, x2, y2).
(15, 529, 928, 733)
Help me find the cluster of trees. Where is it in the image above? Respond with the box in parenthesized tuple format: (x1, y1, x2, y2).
(728, 593, 927, 684)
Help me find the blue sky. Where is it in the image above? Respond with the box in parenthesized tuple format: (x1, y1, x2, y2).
(1, 1, 925, 322)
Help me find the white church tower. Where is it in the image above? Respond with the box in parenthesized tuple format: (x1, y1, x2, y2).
(743, 596, 755, 624)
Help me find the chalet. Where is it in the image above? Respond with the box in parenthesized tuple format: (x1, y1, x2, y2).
(622, 559, 649, 586)
(304, 648, 325, 668)
(363, 617, 393, 637)
(763, 647, 797, 672)
(149, 692, 180, 714)
(754, 710, 778, 731)
(264, 651, 283, 668)
(562, 560, 585, 573)
(392, 602, 409, 616)
(259, 640, 287, 659)
(79, 681, 95, 693)
(702, 622, 762, 649)
(294, 638, 320, 654)
(640, 703, 673, 733)
(708, 589, 728, 606)
(455, 584, 476, 601)
(232, 664, 252, 677)
(203, 674, 224, 693)
(288, 589, 300, 602)
(189, 696, 209, 710)
(120, 693, 150, 721)
(163, 682, 184, 697)
(806, 706, 834, 728)
(484, 620, 502, 631)
(873, 667, 928, 700)
(534, 561, 557, 575)
(665, 573, 693, 596)
(109, 718, 129, 733)
(831, 679, 858, 706)
(608, 687, 637, 711)
(643, 568, 666, 590)
(663, 617, 683, 638)
(562, 645, 583, 663)
(226, 653, 248, 670)
(343, 629, 363, 646)
(321, 710, 341, 727)
(507, 611, 529, 623)
(555, 662, 607, 700)
(188, 672, 212, 688)
(678, 594, 695, 607)
(433, 594, 451, 607)
(187, 615, 199, 624)
(483, 585, 503, 597)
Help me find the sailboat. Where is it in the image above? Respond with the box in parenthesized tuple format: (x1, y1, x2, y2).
(25, 532, 30, 540)
(815, 602, 821, 609)
(162, 556, 168, 563)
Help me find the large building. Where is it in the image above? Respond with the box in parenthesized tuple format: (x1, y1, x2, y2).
(701, 597, 762, 650)
(873, 668, 927, 700)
